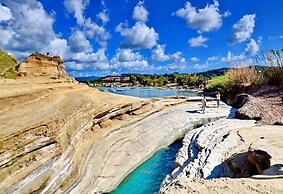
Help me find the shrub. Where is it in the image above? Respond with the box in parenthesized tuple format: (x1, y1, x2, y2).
(226, 65, 260, 87)
(205, 75, 228, 93)
(0, 50, 18, 78)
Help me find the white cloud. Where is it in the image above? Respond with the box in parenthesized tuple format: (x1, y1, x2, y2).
(132, 1, 149, 22)
(151, 45, 186, 63)
(190, 57, 200, 62)
(208, 56, 219, 61)
(72, 48, 107, 63)
(97, 10, 109, 25)
(188, 35, 208, 47)
(245, 38, 261, 56)
(174, 0, 223, 33)
(110, 50, 149, 71)
(83, 18, 110, 47)
(229, 14, 256, 44)
(64, 0, 110, 47)
(116, 48, 142, 62)
(223, 10, 231, 18)
(69, 30, 92, 53)
(0, 4, 12, 21)
(43, 38, 70, 60)
(116, 21, 159, 49)
(193, 62, 209, 70)
(64, 48, 109, 72)
(1, 0, 56, 57)
(0, 27, 14, 47)
(151, 44, 170, 62)
(64, 0, 90, 25)
(170, 51, 184, 62)
(221, 51, 245, 62)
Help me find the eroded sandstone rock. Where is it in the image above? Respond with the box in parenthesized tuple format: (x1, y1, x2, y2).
(224, 149, 271, 178)
(17, 52, 69, 79)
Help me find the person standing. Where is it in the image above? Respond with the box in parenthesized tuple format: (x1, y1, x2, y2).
(216, 92, 221, 108)
(201, 96, 207, 114)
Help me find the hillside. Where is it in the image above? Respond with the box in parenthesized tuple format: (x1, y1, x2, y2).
(0, 50, 17, 78)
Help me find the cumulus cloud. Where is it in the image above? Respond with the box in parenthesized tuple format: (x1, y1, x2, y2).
(190, 57, 200, 62)
(188, 35, 208, 47)
(132, 1, 149, 22)
(64, 0, 111, 47)
(151, 44, 186, 63)
(229, 14, 256, 44)
(116, 48, 142, 62)
(170, 51, 186, 63)
(116, 21, 158, 49)
(110, 49, 149, 71)
(0, 0, 56, 57)
(174, 0, 223, 33)
(245, 38, 261, 56)
(151, 44, 170, 62)
(64, 0, 90, 25)
(221, 51, 245, 62)
(42, 38, 70, 60)
(83, 18, 110, 47)
(97, 10, 109, 25)
(69, 30, 92, 53)
(0, 4, 12, 21)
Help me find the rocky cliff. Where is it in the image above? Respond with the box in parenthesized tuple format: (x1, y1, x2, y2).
(17, 53, 69, 79)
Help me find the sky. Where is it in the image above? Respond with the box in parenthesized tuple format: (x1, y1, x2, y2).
(0, 0, 283, 77)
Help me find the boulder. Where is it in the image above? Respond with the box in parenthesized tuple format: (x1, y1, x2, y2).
(231, 93, 250, 109)
(224, 149, 271, 178)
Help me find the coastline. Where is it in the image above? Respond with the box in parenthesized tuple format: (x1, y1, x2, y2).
(160, 118, 283, 194)
(0, 77, 230, 193)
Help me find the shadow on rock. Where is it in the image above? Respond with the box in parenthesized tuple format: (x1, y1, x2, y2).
(223, 149, 271, 178)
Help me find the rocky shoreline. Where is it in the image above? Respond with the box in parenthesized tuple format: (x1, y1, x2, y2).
(159, 109, 283, 193)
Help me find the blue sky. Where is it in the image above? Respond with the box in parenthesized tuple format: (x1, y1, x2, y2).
(0, 0, 283, 77)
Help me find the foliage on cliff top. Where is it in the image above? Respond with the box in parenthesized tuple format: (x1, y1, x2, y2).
(30, 52, 62, 63)
(0, 50, 18, 78)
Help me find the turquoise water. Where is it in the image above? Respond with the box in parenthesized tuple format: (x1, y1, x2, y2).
(98, 87, 197, 98)
(111, 140, 183, 194)
(99, 88, 190, 194)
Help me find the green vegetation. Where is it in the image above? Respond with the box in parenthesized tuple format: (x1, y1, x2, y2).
(125, 73, 205, 87)
(205, 49, 283, 98)
(0, 50, 18, 78)
(32, 52, 62, 62)
(205, 75, 228, 93)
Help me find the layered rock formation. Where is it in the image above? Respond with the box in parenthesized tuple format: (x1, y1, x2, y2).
(17, 53, 69, 79)
(160, 120, 283, 194)
(1, 53, 236, 193)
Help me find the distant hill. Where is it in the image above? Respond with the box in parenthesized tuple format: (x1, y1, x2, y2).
(75, 76, 102, 82)
(196, 68, 230, 78)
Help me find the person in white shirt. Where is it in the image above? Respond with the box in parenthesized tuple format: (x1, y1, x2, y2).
(216, 92, 221, 108)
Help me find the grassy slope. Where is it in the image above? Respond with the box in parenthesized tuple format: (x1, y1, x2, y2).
(0, 50, 18, 78)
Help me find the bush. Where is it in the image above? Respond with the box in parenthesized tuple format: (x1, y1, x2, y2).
(263, 67, 283, 88)
(0, 50, 18, 78)
(205, 75, 228, 93)
(226, 66, 260, 87)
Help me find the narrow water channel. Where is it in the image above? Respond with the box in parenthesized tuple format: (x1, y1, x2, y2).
(110, 139, 183, 194)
